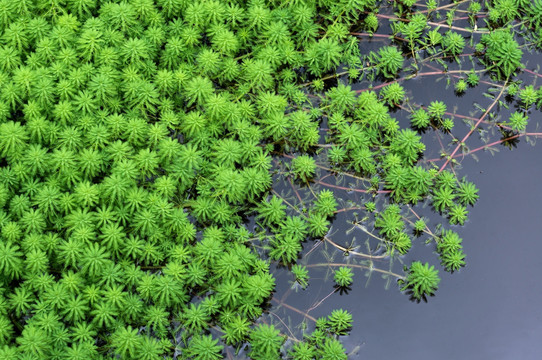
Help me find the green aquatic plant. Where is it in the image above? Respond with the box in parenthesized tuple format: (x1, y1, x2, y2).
(249, 323, 285, 360)
(0, 0, 538, 357)
(457, 180, 479, 206)
(373, 46, 404, 79)
(411, 108, 431, 129)
(481, 30, 522, 79)
(442, 31, 465, 56)
(519, 85, 538, 108)
(432, 186, 456, 213)
(507, 111, 529, 132)
(292, 155, 317, 183)
(291, 264, 309, 289)
(455, 79, 467, 93)
(401, 261, 440, 300)
(467, 70, 480, 87)
(334, 267, 354, 288)
(327, 309, 353, 335)
(448, 204, 468, 225)
(380, 83, 405, 106)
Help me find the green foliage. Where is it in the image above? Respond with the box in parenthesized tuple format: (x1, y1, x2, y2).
(410, 108, 430, 129)
(291, 264, 309, 289)
(437, 230, 465, 272)
(427, 100, 447, 119)
(326, 83, 357, 112)
(334, 267, 354, 288)
(0, 0, 528, 355)
(455, 79, 467, 93)
(326, 309, 353, 335)
(442, 31, 465, 56)
(432, 186, 455, 212)
(186, 334, 223, 360)
(249, 324, 285, 360)
(448, 204, 468, 225)
(292, 155, 317, 183)
(380, 83, 405, 106)
(401, 261, 440, 300)
(519, 85, 537, 108)
(457, 180, 479, 206)
(467, 71, 480, 87)
(481, 30, 522, 79)
(414, 219, 427, 233)
(373, 46, 404, 78)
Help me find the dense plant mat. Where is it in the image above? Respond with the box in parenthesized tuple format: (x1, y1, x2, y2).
(0, 0, 541, 358)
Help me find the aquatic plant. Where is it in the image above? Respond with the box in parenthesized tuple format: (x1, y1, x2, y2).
(481, 30, 522, 79)
(507, 111, 529, 132)
(0, 0, 540, 357)
(372, 46, 404, 79)
(401, 262, 440, 300)
(327, 309, 353, 335)
(411, 108, 431, 129)
(334, 267, 354, 288)
(292, 155, 317, 183)
(291, 264, 310, 289)
(249, 324, 285, 360)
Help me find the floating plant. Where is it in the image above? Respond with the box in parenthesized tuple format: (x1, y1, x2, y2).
(0, 0, 542, 359)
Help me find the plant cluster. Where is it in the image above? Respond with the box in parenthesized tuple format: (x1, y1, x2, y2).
(400, 261, 440, 301)
(1, 0, 541, 357)
(0, 0, 383, 358)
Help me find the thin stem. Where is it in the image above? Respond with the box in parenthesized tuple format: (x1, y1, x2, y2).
(439, 79, 508, 173)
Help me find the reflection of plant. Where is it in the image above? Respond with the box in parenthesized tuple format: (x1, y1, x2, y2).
(401, 261, 440, 300)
